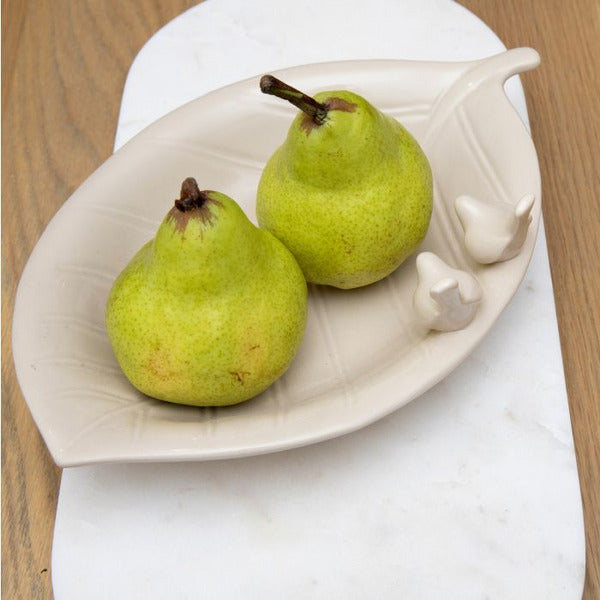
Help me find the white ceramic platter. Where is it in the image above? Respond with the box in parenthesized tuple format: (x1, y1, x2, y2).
(13, 49, 541, 466)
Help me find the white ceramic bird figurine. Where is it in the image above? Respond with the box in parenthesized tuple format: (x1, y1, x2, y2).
(413, 252, 482, 332)
(455, 193, 535, 264)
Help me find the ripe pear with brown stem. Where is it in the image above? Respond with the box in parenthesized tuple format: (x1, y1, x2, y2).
(106, 177, 307, 406)
(257, 75, 433, 289)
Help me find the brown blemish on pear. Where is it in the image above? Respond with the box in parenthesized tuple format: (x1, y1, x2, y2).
(340, 234, 354, 255)
(145, 344, 178, 383)
(325, 97, 357, 113)
(230, 370, 251, 385)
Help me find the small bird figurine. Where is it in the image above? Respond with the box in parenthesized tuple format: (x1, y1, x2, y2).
(413, 252, 482, 332)
(455, 193, 535, 264)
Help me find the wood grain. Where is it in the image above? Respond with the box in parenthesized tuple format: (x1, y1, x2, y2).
(460, 5, 600, 597)
(1, 2, 199, 598)
(2, 1, 598, 598)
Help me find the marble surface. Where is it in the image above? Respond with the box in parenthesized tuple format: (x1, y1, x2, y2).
(52, 1, 585, 597)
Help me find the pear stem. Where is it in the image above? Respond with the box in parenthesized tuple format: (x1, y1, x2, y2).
(260, 75, 328, 125)
(175, 177, 209, 212)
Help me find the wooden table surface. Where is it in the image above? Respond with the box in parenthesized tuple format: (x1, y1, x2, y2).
(2, 1, 598, 598)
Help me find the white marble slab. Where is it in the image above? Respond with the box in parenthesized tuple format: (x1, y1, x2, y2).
(52, 1, 585, 598)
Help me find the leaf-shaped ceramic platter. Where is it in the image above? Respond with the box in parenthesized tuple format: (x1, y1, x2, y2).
(13, 48, 541, 466)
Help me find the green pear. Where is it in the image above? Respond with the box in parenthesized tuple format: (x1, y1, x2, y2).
(106, 177, 307, 407)
(256, 75, 433, 289)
